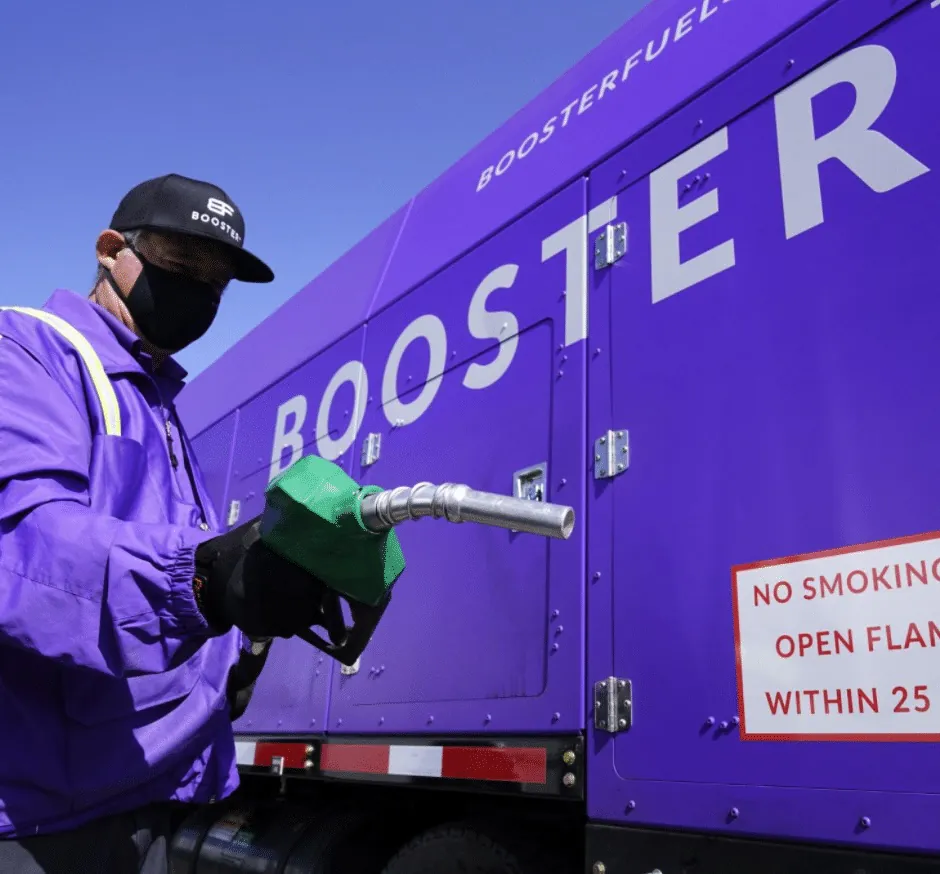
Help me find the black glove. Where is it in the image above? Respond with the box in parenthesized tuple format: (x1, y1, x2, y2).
(193, 518, 348, 642)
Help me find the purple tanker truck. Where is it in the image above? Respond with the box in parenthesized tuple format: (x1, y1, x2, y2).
(169, 0, 940, 870)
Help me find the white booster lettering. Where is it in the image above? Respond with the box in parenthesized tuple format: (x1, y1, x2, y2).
(190, 210, 243, 243)
(269, 43, 930, 479)
(774, 43, 930, 240)
(475, 0, 733, 193)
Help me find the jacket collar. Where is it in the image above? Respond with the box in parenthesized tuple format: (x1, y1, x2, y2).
(43, 289, 189, 396)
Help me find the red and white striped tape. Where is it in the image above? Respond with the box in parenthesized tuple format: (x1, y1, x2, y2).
(234, 738, 547, 785)
(321, 742, 547, 784)
(235, 740, 312, 771)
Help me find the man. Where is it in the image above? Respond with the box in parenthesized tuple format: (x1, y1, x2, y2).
(0, 174, 332, 872)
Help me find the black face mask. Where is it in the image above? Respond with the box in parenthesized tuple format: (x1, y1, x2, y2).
(105, 248, 220, 353)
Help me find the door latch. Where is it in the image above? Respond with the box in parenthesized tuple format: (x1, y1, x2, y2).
(514, 463, 547, 503)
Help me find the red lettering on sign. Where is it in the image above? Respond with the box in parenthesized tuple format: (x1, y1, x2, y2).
(775, 628, 854, 659)
(764, 687, 879, 716)
(893, 685, 931, 713)
(866, 621, 940, 652)
(801, 559, 940, 602)
(753, 580, 792, 607)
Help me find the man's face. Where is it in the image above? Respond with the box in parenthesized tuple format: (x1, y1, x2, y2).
(93, 227, 238, 357)
(135, 229, 236, 297)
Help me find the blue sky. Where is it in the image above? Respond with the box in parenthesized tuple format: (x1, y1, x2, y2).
(2, 0, 652, 378)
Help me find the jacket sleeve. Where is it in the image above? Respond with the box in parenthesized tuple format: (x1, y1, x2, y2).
(0, 333, 216, 677)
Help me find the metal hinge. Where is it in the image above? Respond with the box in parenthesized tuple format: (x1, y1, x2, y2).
(594, 222, 628, 270)
(227, 499, 241, 527)
(594, 429, 629, 480)
(361, 432, 382, 467)
(594, 677, 632, 733)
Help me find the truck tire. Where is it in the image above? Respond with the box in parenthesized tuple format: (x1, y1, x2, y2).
(380, 821, 569, 874)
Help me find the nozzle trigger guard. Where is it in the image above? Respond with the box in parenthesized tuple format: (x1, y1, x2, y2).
(295, 591, 392, 667)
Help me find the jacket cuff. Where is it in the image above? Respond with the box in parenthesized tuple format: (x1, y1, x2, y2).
(169, 534, 223, 637)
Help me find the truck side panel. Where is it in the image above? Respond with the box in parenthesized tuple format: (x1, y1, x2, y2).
(188, 412, 239, 525)
(587, 0, 938, 853)
(327, 178, 590, 736)
(228, 328, 370, 734)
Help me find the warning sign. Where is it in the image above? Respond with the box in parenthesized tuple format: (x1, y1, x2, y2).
(732, 531, 940, 741)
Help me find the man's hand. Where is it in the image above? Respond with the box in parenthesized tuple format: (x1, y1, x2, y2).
(194, 519, 340, 641)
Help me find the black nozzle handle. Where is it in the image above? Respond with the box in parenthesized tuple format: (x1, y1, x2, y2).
(295, 591, 392, 667)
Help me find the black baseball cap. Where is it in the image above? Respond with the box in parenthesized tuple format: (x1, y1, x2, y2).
(110, 173, 274, 283)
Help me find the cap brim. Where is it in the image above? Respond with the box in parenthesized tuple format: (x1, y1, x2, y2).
(230, 246, 275, 284)
(125, 221, 275, 284)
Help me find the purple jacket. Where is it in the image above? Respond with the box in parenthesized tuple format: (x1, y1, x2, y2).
(0, 289, 244, 838)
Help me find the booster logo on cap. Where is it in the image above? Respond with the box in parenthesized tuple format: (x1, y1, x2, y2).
(191, 197, 243, 245)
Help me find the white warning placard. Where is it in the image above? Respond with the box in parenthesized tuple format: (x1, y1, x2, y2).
(732, 532, 940, 741)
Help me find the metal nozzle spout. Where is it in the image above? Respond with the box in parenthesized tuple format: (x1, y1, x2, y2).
(359, 482, 575, 540)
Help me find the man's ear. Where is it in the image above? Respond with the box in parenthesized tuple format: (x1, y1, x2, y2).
(95, 229, 126, 272)
(95, 230, 142, 299)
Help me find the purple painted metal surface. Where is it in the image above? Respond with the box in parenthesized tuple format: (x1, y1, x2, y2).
(225, 330, 370, 733)
(230, 180, 590, 736)
(328, 179, 588, 736)
(587, 0, 939, 854)
(232, 636, 333, 736)
(177, 0, 834, 440)
(188, 412, 238, 524)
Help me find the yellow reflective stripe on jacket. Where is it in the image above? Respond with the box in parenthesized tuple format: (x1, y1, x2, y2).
(0, 306, 122, 438)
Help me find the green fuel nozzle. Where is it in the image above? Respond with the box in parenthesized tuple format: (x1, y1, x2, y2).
(256, 454, 575, 666)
